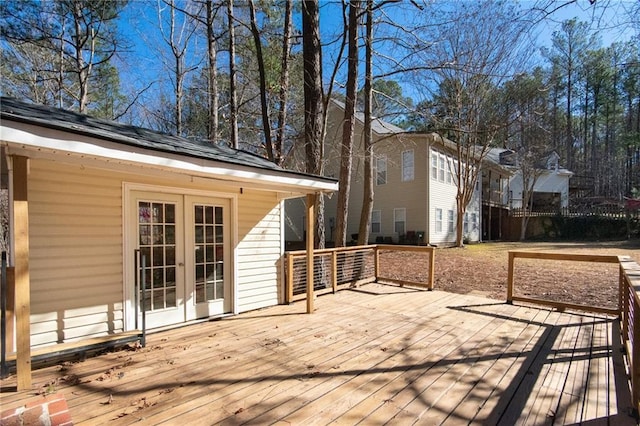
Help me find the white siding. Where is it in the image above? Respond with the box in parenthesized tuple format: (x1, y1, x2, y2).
(29, 160, 124, 348)
(508, 170, 571, 208)
(26, 158, 287, 348)
(428, 149, 459, 245)
(428, 148, 481, 245)
(236, 190, 283, 312)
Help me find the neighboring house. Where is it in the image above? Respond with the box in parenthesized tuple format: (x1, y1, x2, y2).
(285, 100, 482, 246)
(485, 148, 573, 211)
(0, 99, 336, 360)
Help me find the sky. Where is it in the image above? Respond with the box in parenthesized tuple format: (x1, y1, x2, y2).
(115, 0, 638, 120)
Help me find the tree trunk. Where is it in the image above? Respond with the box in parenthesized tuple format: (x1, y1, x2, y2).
(227, 0, 238, 149)
(72, 1, 90, 113)
(455, 191, 465, 247)
(248, 0, 274, 162)
(357, 1, 373, 246)
(206, 0, 218, 144)
(335, 0, 360, 248)
(566, 56, 573, 171)
(274, 0, 293, 166)
(302, 0, 325, 248)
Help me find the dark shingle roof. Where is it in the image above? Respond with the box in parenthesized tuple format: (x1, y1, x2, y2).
(0, 97, 286, 173)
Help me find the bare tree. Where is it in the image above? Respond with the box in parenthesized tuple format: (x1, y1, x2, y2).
(335, 0, 361, 248)
(357, 0, 374, 246)
(302, 0, 325, 248)
(273, 0, 293, 166)
(157, 0, 201, 136)
(227, 0, 239, 149)
(1, 0, 125, 115)
(417, 1, 531, 246)
(205, 0, 221, 143)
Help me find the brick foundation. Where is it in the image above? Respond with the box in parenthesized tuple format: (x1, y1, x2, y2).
(0, 393, 73, 426)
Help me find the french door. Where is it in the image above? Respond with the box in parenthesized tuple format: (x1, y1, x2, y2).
(129, 191, 231, 329)
(184, 196, 231, 320)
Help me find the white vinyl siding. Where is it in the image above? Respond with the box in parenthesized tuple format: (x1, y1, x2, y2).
(429, 147, 481, 245)
(236, 191, 283, 312)
(402, 150, 414, 182)
(28, 160, 124, 348)
(26, 158, 289, 348)
(371, 210, 381, 233)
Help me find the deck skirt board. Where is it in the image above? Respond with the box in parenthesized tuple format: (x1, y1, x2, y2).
(0, 284, 636, 425)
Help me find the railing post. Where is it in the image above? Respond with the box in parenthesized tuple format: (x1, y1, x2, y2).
(374, 246, 380, 281)
(506, 251, 515, 304)
(634, 308, 640, 417)
(305, 194, 316, 314)
(332, 251, 338, 294)
(287, 253, 294, 304)
(1, 252, 7, 379)
(622, 265, 629, 343)
(428, 247, 435, 291)
(620, 262, 626, 321)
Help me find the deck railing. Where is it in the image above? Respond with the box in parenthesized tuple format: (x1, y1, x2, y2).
(620, 257, 640, 415)
(507, 250, 640, 415)
(506, 251, 621, 315)
(285, 244, 435, 303)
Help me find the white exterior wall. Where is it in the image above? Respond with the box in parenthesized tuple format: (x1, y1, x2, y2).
(26, 158, 286, 348)
(236, 190, 283, 312)
(428, 148, 481, 245)
(507, 170, 571, 208)
(29, 160, 124, 347)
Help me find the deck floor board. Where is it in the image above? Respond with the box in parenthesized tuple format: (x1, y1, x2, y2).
(0, 284, 636, 425)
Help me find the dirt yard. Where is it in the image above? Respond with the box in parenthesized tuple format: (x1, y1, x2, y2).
(378, 240, 640, 311)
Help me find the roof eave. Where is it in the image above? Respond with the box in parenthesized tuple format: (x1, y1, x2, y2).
(1, 120, 338, 195)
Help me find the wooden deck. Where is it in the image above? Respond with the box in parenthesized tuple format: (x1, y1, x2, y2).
(1, 284, 637, 425)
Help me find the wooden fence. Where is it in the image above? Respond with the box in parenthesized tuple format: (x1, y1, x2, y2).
(507, 250, 640, 414)
(285, 245, 435, 303)
(510, 206, 639, 218)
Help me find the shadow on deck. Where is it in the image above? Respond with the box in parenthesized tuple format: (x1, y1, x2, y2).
(0, 284, 637, 425)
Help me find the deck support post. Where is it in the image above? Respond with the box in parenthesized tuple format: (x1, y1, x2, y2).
(12, 155, 31, 390)
(428, 247, 435, 291)
(306, 193, 316, 314)
(506, 251, 514, 304)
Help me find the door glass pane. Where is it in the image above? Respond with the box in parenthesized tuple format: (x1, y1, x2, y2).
(139, 200, 177, 311)
(194, 203, 225, 303)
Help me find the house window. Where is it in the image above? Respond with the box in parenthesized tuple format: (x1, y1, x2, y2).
(394, 208, 406, 235)
(431, 153, 438, 180)
(439, 155, 445, 182)
(376, 156, 387, 185)
(402, 150, 414, 182)
(447, 210, 454, 233)
(371, 210, 381, 233)
(446, 160, 453, 184)
(435, 208, 443, 233)
(464, 212, 469, 234)
(471, 213, 478, 231)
